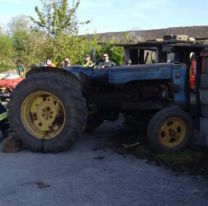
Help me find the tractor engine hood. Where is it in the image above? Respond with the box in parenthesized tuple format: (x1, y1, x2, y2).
(65, 63, 185, 84)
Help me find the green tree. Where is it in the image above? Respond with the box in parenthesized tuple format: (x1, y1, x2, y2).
(10, 15, 46, 69)
(28, 0, 95, 66)
(96, 40, 124, 66)
(40, 33, 98, 65)
(9, 15, 30, 34)
(30, 0, 89, 35)
(0, 33, 14, 71)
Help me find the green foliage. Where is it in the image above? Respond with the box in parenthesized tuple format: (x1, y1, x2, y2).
(40, 34, 98, 66)
(156, 150, 194, 164)
(9, 15, 30, 34)
(0, 33, 14, 71)
(10, 16, 45, 68)
(30, 0, 89, 35)
(27, 0, 96, 67)
(0, 0, 124, 71)
(96, 41, 124, 66)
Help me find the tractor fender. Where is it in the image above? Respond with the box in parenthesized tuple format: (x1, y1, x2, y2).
(26, 67, 79, 83)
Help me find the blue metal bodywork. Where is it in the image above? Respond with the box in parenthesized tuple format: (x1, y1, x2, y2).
(171, 64, 188, 104)
(65, 63, 172, 83)
(65, 63, 188, 105)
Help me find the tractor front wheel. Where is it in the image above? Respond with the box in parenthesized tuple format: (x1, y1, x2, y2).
(147, 107, 192, 152)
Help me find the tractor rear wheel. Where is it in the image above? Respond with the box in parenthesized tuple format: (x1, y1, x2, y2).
(147, 107, 192, 152)
(9, 71, 87, 152)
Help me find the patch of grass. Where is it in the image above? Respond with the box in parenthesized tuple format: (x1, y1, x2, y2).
(107, 131, 208, 176)
(134, 145, 196, 165)
(134, 145, 208, 175)
(134, 144, 151, 156)
(155, 150, 194, 164)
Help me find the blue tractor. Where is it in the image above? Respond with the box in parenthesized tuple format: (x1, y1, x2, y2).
(8, 35, 208, 152)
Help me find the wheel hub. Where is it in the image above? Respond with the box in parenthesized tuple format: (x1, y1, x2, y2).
(160, 117, 187, 148)
(21, 91, 66, 140)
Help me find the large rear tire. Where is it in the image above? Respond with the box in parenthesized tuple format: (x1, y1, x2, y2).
(9, 71, 87, 152)
(147, 107, 192, 153)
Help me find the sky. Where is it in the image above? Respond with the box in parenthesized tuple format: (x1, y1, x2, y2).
(0, 0, 208, 34)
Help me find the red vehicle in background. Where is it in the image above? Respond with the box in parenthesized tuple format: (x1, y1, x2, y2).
(0, 73, 24, 102)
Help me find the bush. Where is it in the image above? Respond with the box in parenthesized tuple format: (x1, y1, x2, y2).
(96, 42, 124, 66)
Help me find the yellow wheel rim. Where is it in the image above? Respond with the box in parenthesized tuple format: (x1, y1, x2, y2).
(159, 117, 187, 148)
(21, 91, 66, 140)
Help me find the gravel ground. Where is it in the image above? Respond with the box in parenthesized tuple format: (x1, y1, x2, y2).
(0, 120, 207, 206)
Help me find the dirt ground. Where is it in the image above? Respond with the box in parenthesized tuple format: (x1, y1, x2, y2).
(0, 119, 207, 206)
